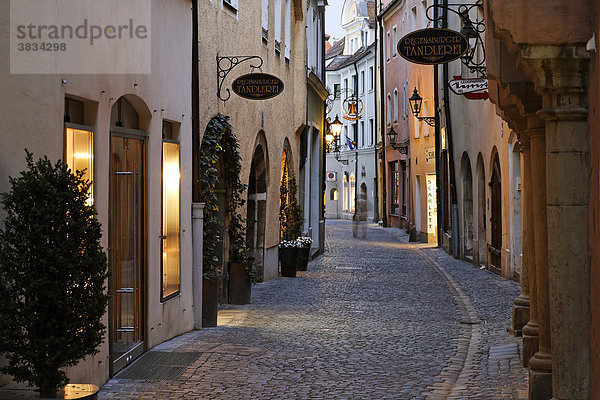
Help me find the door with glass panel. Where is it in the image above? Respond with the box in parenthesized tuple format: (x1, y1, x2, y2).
(110, 135, 145, 373)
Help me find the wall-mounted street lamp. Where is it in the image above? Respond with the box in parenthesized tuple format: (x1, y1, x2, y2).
(326, 115, 349, 165)
(329, 115, 343, 138)
(409, 88, 437, 127)
(387, 126, 408, 155)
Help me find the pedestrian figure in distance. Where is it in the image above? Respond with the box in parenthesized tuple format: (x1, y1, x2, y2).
(353, 192, 368, 238)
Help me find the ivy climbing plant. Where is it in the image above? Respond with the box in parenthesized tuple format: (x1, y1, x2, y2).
(199, 115, 255, 281)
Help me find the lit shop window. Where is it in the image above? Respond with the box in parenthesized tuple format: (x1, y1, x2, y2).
(162, 139, 181, 300)
(65, 127, 94, 205)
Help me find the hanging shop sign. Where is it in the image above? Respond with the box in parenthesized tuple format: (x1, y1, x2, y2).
(342, 95, 363, 121)
(449, 77, 488, 94)
(232, 73, 284, 100)
(425, 147, 436, 164)
(448, 76, 489, 100)
(397, 28, 468, 65)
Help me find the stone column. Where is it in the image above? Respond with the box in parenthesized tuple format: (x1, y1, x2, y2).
(520, 133, 539, 369)
(523, 45, 591, 399)
(512, 133, 530, 337)
(538, 65, 590, 400)
(527, 118, 553, 400)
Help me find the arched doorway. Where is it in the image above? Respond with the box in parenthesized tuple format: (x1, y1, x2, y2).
(490, 152, 502, 274)
(109, 95, 150, 374)
(461, 153, 474, 261)
(247, 134, 268, 282)
(199, 115, 246, 310)
(476, 154, 486, 266)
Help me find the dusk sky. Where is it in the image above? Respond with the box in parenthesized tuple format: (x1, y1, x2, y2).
(325, 0, 345, 40)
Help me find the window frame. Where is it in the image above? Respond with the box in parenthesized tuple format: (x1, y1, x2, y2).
(64, 122, 95, 205)
(160, 133, 182, 302)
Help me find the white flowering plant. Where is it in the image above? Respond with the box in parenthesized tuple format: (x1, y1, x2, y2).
(296, 236, 313, 248)
(279, 239, 302, 249)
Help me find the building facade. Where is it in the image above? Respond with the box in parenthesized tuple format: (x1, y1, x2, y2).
(379, 0, 437, 243)
(484, 0, 598, 398)
(325, 0, 378, 223)
(0, 0, 193, 385)
(0, 0, 325, 388)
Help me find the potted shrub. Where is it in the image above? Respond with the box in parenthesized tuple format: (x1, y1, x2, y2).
(0, 152, 109, 398)
(279, 161, 302, 277)
(227, 215, 257, 305)
(296, 236, 313, 271)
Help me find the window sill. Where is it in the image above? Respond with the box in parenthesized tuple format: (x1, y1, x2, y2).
(223, 1, 238, 12)
(160, 290, 181, 303)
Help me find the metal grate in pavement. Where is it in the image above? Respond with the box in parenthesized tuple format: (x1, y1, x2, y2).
(117, 351, 202, 381)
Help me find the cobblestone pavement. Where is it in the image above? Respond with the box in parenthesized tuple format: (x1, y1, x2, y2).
(99, 220, 528, 399)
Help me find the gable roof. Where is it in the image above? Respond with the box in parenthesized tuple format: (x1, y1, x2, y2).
(326, 42, 376, 71)
(325, 37, 345, 60)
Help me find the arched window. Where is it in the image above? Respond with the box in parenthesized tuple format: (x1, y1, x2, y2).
(343, 174, 349, 211)
(350, 174, 356, 213)
(423, 99, 430, 137)
(387, 93, 392, 126)
(394, 89, 399, 122)
(330, 188, 338, 201)
(403, 85, 408, 120)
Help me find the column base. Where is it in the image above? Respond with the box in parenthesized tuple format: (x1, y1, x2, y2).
(511, 296, 530, 336)
(529, 351, 552, 400)
(529, 368, 553, 400)
(522, 322, 539, 368)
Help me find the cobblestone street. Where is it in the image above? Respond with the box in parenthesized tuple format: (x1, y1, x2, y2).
(99, 220, 528, 399)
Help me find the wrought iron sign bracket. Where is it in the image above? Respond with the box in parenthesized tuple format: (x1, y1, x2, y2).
(217, 56, 264, 102)
(418, 116, 437, 127)
(426, 3, 486, 77)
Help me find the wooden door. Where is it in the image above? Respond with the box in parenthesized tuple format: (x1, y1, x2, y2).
(110, 136, 145, 373)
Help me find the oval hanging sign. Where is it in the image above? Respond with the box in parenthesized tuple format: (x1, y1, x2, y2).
(232, 73, 284, 100)
(397, 28, 468, 65)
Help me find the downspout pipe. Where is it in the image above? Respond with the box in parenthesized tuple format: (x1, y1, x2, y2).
(373, 47, 380, 223)
(192, 0, 200, 203)
(442, 0, 459, 256)
(377, 0, 388, 227)
(433, 0, 442, 244)
(353, 61, 359, 219)
(320, 5, 326, 255)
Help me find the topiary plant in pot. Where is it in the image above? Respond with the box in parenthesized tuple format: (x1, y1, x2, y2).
(0, 151, 109, 398)
(279, 161, 303, 277)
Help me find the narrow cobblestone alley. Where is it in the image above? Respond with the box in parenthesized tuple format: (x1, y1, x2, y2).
(99, 220, 528, 399)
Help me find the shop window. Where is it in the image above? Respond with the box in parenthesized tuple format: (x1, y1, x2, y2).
(390, 162, 399, 214)
(65, 126, 94, 205)
(162, 121, 181, 300)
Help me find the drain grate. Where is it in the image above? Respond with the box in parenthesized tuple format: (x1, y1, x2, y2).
(117, 351, 202, 381)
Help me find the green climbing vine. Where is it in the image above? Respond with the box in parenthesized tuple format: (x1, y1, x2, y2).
(199, 115, 255, 281)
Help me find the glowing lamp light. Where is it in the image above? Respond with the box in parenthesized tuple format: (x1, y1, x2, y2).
(409, 88, 423, 118)
(329, 115, 343, 138)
